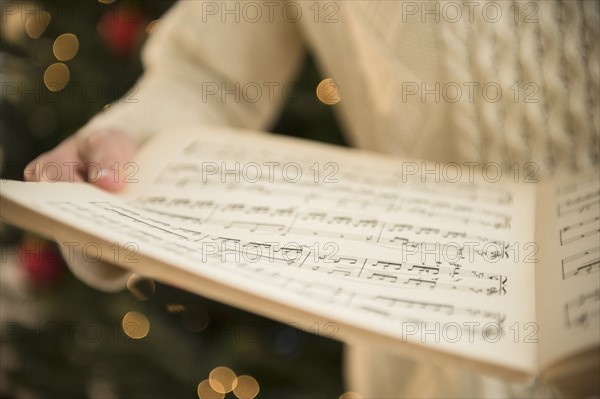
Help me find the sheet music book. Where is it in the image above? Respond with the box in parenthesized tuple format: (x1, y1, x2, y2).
(1, 126, 598, 393)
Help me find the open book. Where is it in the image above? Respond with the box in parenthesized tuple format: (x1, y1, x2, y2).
(1, 126, 598, 393)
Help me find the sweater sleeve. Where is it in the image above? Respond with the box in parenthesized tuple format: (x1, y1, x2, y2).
(77, 0, 305, 144)
(66, 1, 305, 292)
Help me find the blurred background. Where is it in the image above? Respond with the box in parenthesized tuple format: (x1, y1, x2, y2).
(0, 0, 349, 397)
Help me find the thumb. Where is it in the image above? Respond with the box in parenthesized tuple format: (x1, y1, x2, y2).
(78, 130, 138, 192)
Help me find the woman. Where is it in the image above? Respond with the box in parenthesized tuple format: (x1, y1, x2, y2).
(25, 1, 599, 397)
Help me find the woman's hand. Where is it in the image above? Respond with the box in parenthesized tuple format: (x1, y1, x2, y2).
(24, 129, 138, 191)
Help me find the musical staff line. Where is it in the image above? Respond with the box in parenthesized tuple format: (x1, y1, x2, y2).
(131, 197, 510, 260)
(47, 200, 509, 296)
(561, 247, 600, 280)
(565, 289, 600, 329)
(560, 216, 600, 246)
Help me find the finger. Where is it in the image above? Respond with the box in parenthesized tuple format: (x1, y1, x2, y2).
(24, 146, 86, 183)
(24, 158, 41, 181)
(78, 130, 137, 192)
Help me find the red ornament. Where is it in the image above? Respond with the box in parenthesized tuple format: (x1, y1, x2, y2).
(19, 237, 65, 286)
(97, 4, 148, 57)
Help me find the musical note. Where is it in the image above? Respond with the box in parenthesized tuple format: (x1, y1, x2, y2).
(412, 265, 440, 275)
(561, 247, 600, 280)
(416, 227, 441, 235)
(387, 223, 413, 233)
(565, 289, 600, 329)
(370, 261, 405, 271)
(327, 268, 352, 277)
(329, 216, 352, 225)
(225, 221, 286, 234)
(329, 257, 358, 265)
(560, 216, 600, 246)
(558, 190, 600, 216)
(247, 206, 270, 214)
(303, 212, 327, 221)
(404, 278, 437, 289)
(27, 131, 529, 347)
(222, 203, 246, 212)
(367, 273, 398, 283)
(443, 231, 467, 239)
(355, 219, 379, 228)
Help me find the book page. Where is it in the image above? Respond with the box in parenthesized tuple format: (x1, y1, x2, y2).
(0, 126, 539, 377)
(535, 173, 600, 370)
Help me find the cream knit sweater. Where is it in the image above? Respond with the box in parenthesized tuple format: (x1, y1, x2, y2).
(72, 1, 599, 397)
(81, 0, 599, 176)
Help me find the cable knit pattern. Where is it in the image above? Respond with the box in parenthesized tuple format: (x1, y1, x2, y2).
(518, 2, 550, 172)
(539, 1, 572, 172)
(82, 1, 598, 178)
(495, 1, 528, 164)
(471, 4, 502, 163)
(440, 0, 598, 176)
(563, 1, 589, 170)
(441, 4, 481, 162)
(583, 0, 600, 165)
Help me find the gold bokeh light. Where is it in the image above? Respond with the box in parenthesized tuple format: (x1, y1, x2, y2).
(126, 274, 156, 301)
(53, 33, 79, 61)
(232, 375, 259, 399)
(316, 78, 341, 105)
(209, 366, 237, 394)
(121, 311, 150, 339)
(25, 11, 51, 39)
(197, 379, 224, 399)
(166, 304, 186, 313)
(44, 63, 70, 92)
